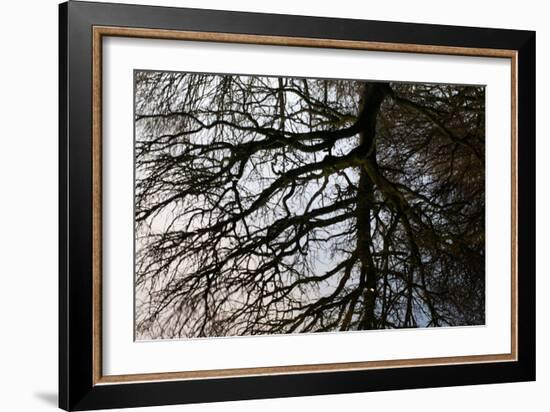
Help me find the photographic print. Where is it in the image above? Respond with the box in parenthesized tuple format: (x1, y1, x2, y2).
(60, 5, 534, 408)
(134, 70, 486, 340)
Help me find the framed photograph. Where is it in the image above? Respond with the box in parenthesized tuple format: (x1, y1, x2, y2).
(59, 1, 535, 410)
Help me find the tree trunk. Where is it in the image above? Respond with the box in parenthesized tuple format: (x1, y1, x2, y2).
(355, 83, 389, 329)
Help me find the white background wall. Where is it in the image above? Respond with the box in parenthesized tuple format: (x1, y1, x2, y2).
(0, 0, 546, 411)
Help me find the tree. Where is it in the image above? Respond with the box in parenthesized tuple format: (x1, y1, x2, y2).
(134, 70, 485, 339)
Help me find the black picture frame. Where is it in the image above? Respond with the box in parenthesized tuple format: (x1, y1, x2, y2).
(59, 1, 536, 410)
